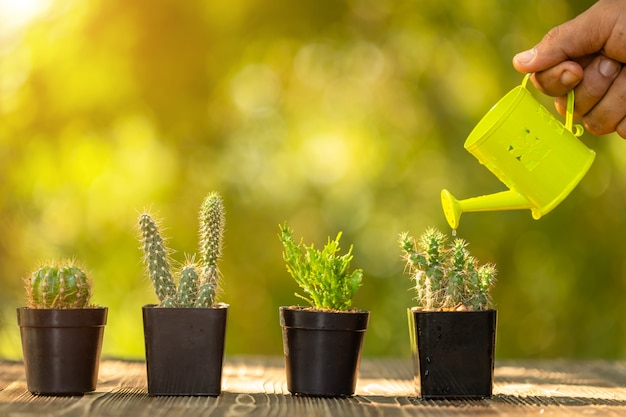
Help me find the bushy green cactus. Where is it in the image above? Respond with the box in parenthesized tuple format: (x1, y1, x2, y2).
(399, 227, 496, 311)
(279, 222, 363, 311)
(138, 192, 225, 308)
(27, 262, 92, 309)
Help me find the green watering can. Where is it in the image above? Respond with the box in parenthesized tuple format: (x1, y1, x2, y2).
(441, 74, 595, 230)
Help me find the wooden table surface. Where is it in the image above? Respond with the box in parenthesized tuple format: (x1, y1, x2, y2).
(1, 356, 626, 416)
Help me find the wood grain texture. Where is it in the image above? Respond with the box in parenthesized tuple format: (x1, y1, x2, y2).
(1, 357, 626, 416)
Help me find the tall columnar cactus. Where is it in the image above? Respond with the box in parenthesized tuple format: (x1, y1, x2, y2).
(197, 192, 225, 308)
(176, 263, 200, 307)
(27, 262, 92, 309)
(138, 192, 225, 308)
(399, 227, 496, 311)
(138, 214, 178, 307)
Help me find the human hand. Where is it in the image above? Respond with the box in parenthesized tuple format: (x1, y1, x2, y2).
(512, 0, 626, 138)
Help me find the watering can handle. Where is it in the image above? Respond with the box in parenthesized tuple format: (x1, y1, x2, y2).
(521, 73, 584, 137)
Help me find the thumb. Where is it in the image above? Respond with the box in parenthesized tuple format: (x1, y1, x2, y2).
(513, 2, 613, 73)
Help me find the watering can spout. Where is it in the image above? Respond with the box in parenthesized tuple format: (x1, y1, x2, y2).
(441, 189, 532, 230)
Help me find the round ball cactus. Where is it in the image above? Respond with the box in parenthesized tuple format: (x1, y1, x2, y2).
(27, 263, 92, 309)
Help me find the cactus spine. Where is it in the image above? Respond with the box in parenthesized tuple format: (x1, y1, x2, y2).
(27, 262, 92, 309)
(399, 227, 496, 311)
(138, 192, 225, 308)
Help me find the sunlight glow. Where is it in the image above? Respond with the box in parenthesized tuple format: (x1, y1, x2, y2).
(0, 0, 50, 36)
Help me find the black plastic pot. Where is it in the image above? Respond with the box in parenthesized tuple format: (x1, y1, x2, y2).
(280, 306, 369, 397)
(408, 308, 497, 399)
(17, 307, 108, 396)
(142, 303, 228, 396)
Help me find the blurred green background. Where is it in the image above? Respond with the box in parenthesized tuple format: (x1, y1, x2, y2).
(2, 0, 625, 360)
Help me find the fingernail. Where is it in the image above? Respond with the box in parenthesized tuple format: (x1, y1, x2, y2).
(599, 57, 620, 77)
(514, 48, 536, 64)
(561, 70, 579, 87)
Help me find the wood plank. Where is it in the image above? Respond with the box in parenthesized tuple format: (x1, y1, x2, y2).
(0, 358, 626, 416)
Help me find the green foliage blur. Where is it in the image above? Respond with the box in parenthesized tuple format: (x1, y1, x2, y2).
(2, 0, 624, 360)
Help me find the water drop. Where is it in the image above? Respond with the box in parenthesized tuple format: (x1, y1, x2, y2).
(452, 228, 457, 237)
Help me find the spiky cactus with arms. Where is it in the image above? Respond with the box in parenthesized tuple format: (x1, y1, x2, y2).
(138, 192, 226, 308)
(399, 227, 496, 311)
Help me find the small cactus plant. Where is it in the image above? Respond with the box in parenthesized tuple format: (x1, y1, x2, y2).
(399, 227, 496, 311)
(279, 222, 363, 311)
(139, 192, 226, 308)
(26, 261, 92, 309)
